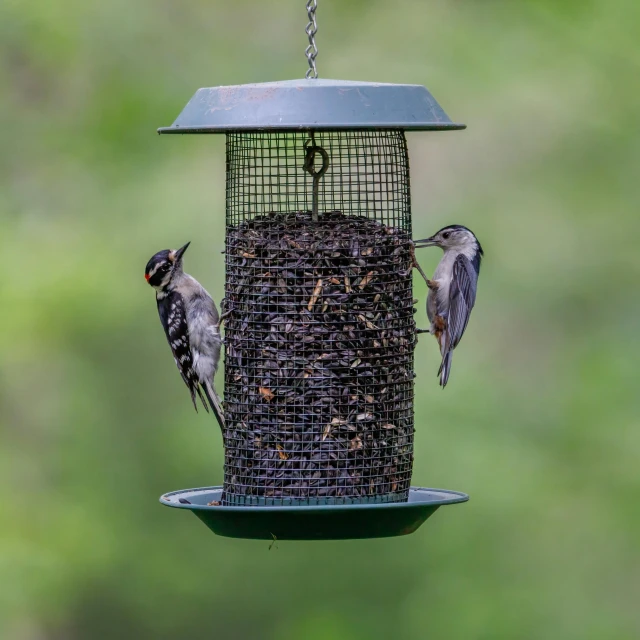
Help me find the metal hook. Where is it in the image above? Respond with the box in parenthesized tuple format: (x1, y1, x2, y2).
(303, 134, 329, 222)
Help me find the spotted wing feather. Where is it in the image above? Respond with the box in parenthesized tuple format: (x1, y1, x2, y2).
(157, 291, 204, 412)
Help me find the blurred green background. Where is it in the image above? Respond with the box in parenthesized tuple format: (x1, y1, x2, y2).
(2, 0, 639, 638)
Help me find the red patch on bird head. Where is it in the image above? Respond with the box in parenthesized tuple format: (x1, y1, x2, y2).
(145, 273, 150, 282)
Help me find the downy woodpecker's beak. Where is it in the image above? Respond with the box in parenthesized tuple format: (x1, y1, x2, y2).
(413, 236, 438, 248)
(174, 242, 191, 262)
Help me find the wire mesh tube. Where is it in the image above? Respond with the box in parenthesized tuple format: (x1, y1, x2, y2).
(223, 131, 416, 505)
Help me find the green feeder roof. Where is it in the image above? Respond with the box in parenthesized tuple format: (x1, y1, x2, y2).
(158, 78, 466, 134)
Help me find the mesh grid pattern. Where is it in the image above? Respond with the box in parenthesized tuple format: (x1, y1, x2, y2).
(223, 131, 415, 506)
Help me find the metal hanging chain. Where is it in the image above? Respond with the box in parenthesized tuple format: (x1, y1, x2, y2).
(305, 0, 319, 79)
(304, 132, 329, 222)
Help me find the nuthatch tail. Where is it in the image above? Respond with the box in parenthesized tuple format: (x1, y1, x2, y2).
(413, 225, 483, 388)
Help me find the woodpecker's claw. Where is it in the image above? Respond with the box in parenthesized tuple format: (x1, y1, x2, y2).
(215, 309, 232, 332)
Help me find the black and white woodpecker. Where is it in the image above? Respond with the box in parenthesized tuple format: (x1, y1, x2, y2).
(144, 242, 225, 432)
(412, 225, 483, 389)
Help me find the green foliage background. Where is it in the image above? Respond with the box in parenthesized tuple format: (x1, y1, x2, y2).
(2, 1, 639, 638)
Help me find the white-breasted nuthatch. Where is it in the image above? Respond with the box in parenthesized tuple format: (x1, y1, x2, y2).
(413, 225, 483, 388)
(145, 242, 225, 432)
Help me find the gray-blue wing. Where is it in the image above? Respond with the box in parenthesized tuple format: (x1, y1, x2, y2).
(445, 254, 478, 351)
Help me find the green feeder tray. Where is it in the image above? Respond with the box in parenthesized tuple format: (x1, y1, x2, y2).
(160, 487, 469, 540)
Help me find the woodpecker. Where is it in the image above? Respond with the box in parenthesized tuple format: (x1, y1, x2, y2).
(413, 225, 483, 388)
(144, 242, 225, 432)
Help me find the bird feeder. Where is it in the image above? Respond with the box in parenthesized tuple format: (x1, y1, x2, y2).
(158, 6, 468, 540)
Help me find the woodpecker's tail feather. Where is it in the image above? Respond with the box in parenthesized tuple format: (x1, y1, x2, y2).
(195, 386, 208, 413)
(189, 387, 201, 413)
(438, 351, 453, 388)
(202, 380, 225, 433)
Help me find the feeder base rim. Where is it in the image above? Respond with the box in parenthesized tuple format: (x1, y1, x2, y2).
(159, 486, 469, 540)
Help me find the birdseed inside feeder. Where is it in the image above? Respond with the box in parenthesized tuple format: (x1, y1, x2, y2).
(158, 6, 468, 540)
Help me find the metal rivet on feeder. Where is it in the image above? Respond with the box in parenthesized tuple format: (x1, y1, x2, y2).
(158, 2, 468, 540)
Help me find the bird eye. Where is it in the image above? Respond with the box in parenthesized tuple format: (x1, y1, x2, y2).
(442, 232, 451, 240)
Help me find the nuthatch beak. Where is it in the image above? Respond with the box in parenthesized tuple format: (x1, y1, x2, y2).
(413, 236, 438, 248)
